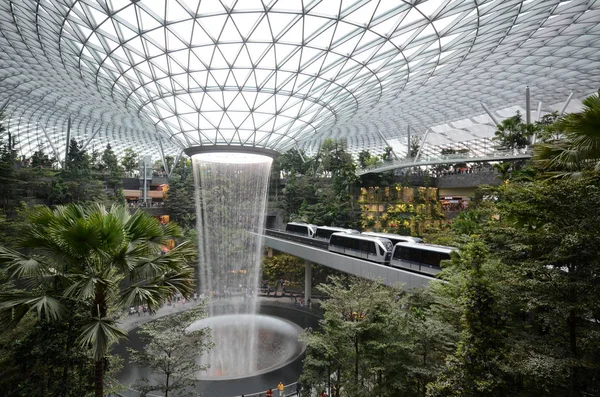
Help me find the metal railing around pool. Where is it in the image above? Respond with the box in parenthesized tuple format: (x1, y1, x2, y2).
(111, 382, 301, 397)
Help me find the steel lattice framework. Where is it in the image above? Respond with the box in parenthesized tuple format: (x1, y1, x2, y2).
(0, 0, 599, 160)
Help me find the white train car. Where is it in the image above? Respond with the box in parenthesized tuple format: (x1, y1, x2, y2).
(315, 226, 359, 240)
(391, 242, 456, 275)
(329, 232, 393, 264)
(285, 222, 317, 238)
(361, 232, 424, 246)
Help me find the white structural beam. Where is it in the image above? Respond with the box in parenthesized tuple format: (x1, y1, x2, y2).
(158, 138, 170, 175)
(414, 128, 430, 162)
(64, 117, 71, 166)
(525, 86, 531, 124)
(168, 149, 184, 178)
(81, 126, 102, 152)
(376, 129, 399, 160)
(560, 91, 574, 116)
(39, 123, 61, 167)
(481, 102, 501, 126)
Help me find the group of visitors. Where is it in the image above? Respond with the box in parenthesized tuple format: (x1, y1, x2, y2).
(127, 200, 165, 208)
(441, 200, 469, 212)
(250, 381, 289, 397)
(128, 304, 149, 316)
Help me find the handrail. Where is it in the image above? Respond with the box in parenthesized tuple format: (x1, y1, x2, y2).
(358, 146, 532, 175)
(111, 382, 301, 397)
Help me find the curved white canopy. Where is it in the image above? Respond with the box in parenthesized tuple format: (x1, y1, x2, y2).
(0, 0, 599, 159)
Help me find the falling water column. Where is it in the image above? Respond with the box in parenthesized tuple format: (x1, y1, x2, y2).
(189, 149, 273, 378)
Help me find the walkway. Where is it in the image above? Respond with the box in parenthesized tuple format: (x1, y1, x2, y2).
(358, 145, 532, 175)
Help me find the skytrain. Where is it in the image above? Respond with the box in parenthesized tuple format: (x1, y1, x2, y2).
(281, 223, 456, 273)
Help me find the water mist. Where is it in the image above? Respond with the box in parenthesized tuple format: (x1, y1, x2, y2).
(191, 152, 272, 378)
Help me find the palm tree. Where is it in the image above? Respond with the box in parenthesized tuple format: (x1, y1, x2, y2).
(492, 161, 512, 180)
(0, 204, 196, 397)
(493, 111, 535, 151)
(533, 91, 600, 176)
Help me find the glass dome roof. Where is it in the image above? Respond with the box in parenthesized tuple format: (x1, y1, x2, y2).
(0, 0, 599, 159)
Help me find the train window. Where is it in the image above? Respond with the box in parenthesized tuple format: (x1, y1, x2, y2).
(408, 248, 421, 263)
(393, 247, 403, 259)
(288, 224, 310, 235)
(359, 240, 368, 252)
(378, 245, 385, 256)
(369, 242, 376, 254)
(421, 250, 440, 266)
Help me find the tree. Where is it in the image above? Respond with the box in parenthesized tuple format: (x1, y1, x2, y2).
(166, 159, 196, 229)
(428, 241, 509, 397)
(492, 161, 512, 180)
(128, 306, 212, 397)
(101, 144, 124, 197)
(275, 148, 310, 176)
(533, 91, 600, 176)
(493, 111, 535, 150)
(410, 136, 420, 158)
(484, 178, 600, 396)
(262, 253, 305, 286)
(301, 276, 413, 397)
(0, 204, 197, 397)
(121, 148, 139, 175)
(30, 147, 56, 169)
(0, 109, 21, 211)
(60, 139, 105, 203)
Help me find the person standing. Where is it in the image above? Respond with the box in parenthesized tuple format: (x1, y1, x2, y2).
(277, 381, 285, 397)
(266, 388, 273, 397)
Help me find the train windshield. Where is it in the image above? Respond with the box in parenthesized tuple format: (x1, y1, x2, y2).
(381, 240, 393, 252)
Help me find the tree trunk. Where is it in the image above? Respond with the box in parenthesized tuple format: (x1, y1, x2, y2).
(567, 309, 578, 396)
(165, 372, 170, 397)
(354, 336, 359, 384)
(93, 289, 108, 397)
(61, 319, 73, 397)
(94, 359, 104, 397)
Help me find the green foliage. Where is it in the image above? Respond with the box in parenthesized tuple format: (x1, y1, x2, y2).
(30, 148, 56, 168)
(493, 111, 535, 150)
(128, 306, 211, 397)
(277, 139, 360, 227)
(428, 242, 509, 397)
(121, 147, 139, 174)
(533, 91, 600, 176)
(410, 136, 420, 158)
(0, 204, 197, 397)
(484, 178, 600, 396)
(301, 276, 457, 397)
(262, 253, 305, 286)
(275, 148, 311, 175)
(357, 149, 396, 188)
(101, 144, 124, 195)
(59, 139, 107, 204)
(166, 159, 196, 228)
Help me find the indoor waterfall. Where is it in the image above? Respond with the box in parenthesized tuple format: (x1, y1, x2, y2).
(191, 152, 272, 378)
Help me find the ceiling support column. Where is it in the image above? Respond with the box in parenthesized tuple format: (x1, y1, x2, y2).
(481, 102, 500, 126)
(525, 85, 531, 124)
(560, 91, 574, 116)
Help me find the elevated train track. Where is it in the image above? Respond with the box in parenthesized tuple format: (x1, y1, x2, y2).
(259, 229, 438, 289)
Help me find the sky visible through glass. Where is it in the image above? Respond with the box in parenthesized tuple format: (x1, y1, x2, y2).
(0, 0, 598, 159)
